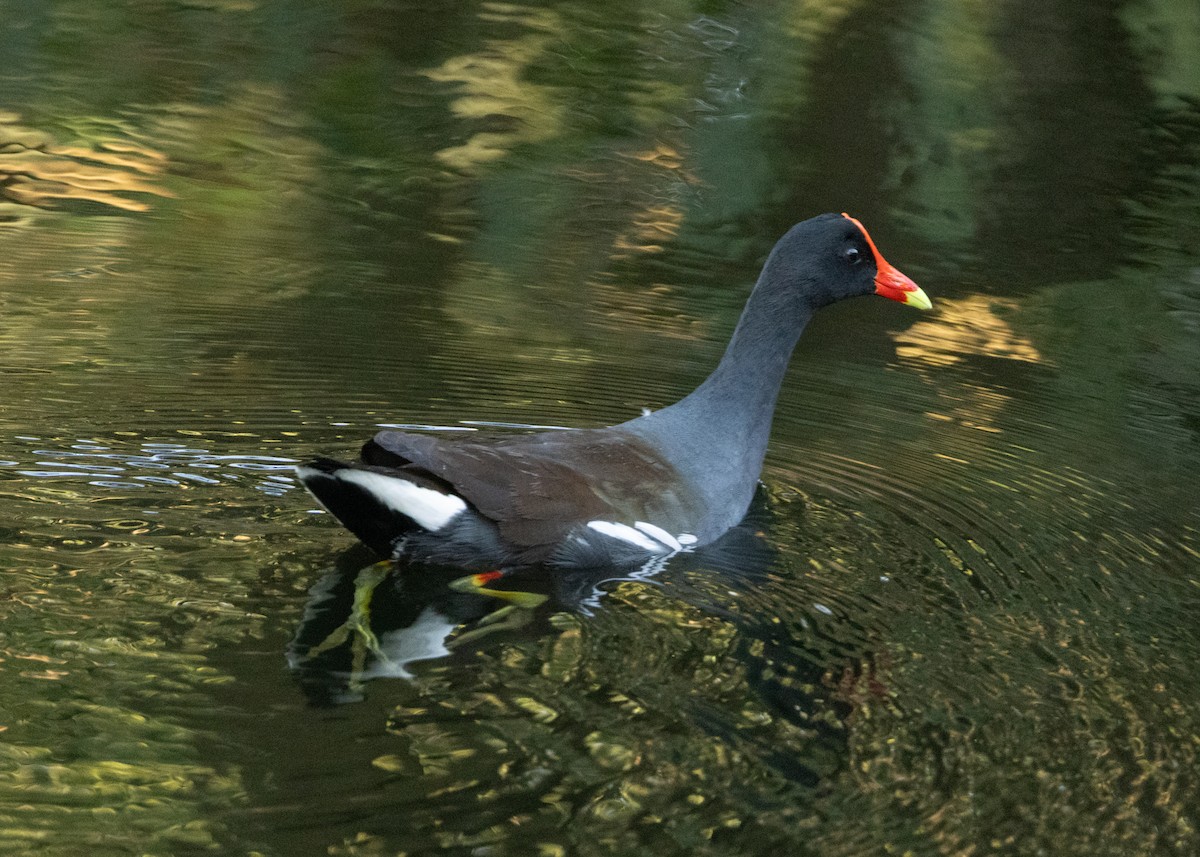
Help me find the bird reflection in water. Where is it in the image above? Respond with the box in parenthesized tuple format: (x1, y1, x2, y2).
(286, 543, 707, 706)
(285, 495, 868, 732)
(287, 546, 548, 705)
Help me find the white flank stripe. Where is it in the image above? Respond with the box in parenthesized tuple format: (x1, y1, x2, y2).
(587, 520, 669, 553)
(676, 533, 698, 546)
(338, 470, 466, 531)
(633, 521, 682, 552)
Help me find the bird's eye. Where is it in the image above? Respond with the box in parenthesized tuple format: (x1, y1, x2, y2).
(842, 246, 863, 265)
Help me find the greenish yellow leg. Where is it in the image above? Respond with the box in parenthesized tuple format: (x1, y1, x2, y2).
(305, 560, 393, 662)
(448, 571, 548, 608)
(446, 571, 548, 648)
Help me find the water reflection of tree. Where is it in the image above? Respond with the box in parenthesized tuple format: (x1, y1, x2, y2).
(2, 1, 1200, 856)
(0, 113, 172, 214)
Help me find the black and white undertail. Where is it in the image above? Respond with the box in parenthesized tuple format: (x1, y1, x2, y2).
(297, 458, 468, 557)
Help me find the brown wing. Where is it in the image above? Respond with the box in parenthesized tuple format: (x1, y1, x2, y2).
(363, 428, 688, 551)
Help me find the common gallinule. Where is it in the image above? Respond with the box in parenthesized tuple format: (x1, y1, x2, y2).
(298, 213, 930, 573)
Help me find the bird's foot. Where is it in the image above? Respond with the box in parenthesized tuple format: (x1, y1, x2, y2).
(304, 560, 393, 665)
(447, 570, 548, 607)
(446, 570, 547, 648)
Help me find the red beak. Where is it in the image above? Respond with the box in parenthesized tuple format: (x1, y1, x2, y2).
(842, 213, 932, 310)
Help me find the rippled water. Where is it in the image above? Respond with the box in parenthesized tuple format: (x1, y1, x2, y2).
(2, 1, 1200, 855)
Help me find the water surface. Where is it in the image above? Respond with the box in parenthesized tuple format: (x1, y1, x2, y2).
(2, 1, 1199, 855)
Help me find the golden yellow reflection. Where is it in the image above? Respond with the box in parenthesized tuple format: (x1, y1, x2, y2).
(611, 201, 686, 257)
(423, 3, 565, 171)
(894, 295, 1044, 368)
(623, 143, 685, 171)
(0, 111, 172, 213)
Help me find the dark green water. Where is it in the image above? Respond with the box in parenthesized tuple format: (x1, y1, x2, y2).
(2, 1, 1199, 855)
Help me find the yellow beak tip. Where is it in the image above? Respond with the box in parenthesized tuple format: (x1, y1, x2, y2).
(904, 287, 933, 311)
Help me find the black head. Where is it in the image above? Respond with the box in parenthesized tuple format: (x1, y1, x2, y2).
(761, 212, 929, 311)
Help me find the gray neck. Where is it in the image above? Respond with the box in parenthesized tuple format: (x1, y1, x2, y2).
(625, 275, 812, 529)
(685, 288, 811, 426)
